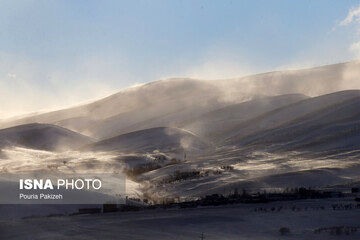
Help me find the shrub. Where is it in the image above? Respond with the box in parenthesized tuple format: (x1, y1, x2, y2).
(125, 163, 161, 178)
(220, 165, 234, 171)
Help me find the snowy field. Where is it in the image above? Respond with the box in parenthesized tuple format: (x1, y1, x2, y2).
(1, 146, 360, 202)
(1, 198, 360, 240)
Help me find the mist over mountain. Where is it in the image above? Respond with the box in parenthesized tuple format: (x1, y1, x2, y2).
(1, 61, 360, 140)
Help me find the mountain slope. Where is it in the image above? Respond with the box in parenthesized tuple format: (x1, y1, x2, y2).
(231, 95, 360, 152)
(0, 123, 94, 151)
(83, 127, 210, 153)
(86, 93, 229, 139)
(180, 94, 309, 138)
(216, 90, 360, 143)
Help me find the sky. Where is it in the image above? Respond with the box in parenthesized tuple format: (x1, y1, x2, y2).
(1, 0, 360, 118)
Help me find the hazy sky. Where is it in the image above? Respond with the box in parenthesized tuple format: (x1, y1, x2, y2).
(1, 0, 360, 118)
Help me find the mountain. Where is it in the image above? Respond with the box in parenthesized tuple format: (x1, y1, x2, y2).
(0, 123, 94, 151)
(180, 94, 309, 139)
(0, 78, 249, 138)
(83, 127, 210, 153)
(0, 62, 360, 202)
(216, 90, 360, 143)
(1, 61, 360, 139)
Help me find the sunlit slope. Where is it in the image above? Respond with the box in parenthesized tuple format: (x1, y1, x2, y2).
(0, 123, 94, 151)
(0, 79, 228, 130)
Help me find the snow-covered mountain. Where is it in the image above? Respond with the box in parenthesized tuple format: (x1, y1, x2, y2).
(181, 93, 308, 139)
(219, 90, 360, 144)
(0, 78, 239, 138)
(1, 61, 360, 139)
(0, 62, 360, 201)
(228, 93, 360, 152)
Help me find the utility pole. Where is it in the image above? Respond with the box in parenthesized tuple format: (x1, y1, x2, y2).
(199, 232, 205, 240)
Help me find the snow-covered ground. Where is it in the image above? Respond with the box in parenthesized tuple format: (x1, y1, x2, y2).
(1, 197, 360, 240)
(140, 147, 360, 201)
(1, 146, 359, 203)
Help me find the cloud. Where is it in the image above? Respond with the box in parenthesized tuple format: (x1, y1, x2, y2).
(339, 4, 360, 26)
(350, 41, 360, 57)
(338, 4, 360, 58)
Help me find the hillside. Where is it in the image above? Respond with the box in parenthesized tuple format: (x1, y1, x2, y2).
(181, 94, 308, 138)
(215, 90, 360, 143)
(232, 95, 360, 152)
(83, 127, 210, 153)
